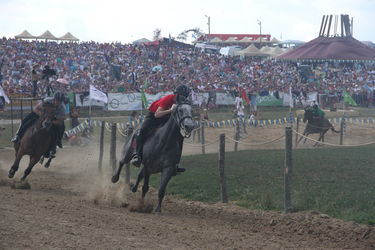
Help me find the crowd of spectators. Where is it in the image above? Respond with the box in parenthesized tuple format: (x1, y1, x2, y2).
(1, 37, 375, 106)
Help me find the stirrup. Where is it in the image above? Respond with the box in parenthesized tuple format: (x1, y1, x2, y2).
(130, 155, 142, 168)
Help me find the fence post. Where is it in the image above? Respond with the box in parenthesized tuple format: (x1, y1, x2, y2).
(234, 120, 239, 151)
(284, 127, 293, 213)
(340, 119, 344, 145)
(201, 121, 205, 154)
(197, 121, 201, 142)
(98, 121, 105, 172)
(124, 127, 132, 184)
(11, 99, 14, 137)
(294, 116, 299, 147)
(110, 122, 117, 174)
(218, 133, 228, 203)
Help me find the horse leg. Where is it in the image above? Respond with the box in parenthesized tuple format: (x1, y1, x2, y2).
(44, 157, 53, 168)
(21, 156, 39, 181)
(155, 167, 175, 214)
(9, 155, 23, 178)
(141, 170, 150, 198)
(131, 167, 145, 193)
(314, 133, 324, 147)
(111, 159, 126, 183)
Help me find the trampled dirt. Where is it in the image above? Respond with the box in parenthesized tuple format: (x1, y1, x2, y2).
(1, 125, 375, 249)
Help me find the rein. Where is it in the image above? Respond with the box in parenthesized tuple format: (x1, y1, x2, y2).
(172, 102, 192, 138)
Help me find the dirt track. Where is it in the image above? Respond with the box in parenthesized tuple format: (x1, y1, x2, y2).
(1, 127, 375, 249)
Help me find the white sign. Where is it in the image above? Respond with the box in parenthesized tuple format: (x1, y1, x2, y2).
(215, 92, 235, 105)
(90, 85, 108, 103)
(107, 92, 173, 111)
(75, 93, 106, 107)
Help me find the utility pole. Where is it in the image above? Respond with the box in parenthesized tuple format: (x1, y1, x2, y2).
(205, 15, 211, 40)
(257, 19, 262, 46)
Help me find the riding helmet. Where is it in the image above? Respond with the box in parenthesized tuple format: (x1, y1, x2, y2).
(174, 84, 190, 98)
(54, 92, 65, 102)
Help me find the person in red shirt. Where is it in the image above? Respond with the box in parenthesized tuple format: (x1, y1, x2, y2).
(131, 84, 191, 170)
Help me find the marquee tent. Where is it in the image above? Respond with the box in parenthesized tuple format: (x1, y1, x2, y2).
(235, 44, 268, 57)
(278, 36, 375, 62)
(58, 32, 79, 41)
(15, 30, 36, 39)
(37, 30, 58, 40)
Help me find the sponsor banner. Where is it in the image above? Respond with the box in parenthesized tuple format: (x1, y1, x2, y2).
(75, 94, 106, 107)
(107, 92, 173, 111)
(282, 91, 318, 107)
(257, 95, 283, 106)
(215, 92, 235, 105)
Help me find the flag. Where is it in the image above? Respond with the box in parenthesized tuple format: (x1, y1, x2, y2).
(240, 88, 250, 106)
(191, 89, 201, 106)
(289, 86, 293, 108)
(141, 79, 148, 109)
(0, 85, 10, 104)
(343, 90, 357, 106)
(89, 85, 108, 103)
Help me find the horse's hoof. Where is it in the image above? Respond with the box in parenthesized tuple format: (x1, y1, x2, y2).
(45, 163, 50, 168)
(111, 175, 119, 183)
(154, 209, 162, 215)
(8, 170, 15, 179)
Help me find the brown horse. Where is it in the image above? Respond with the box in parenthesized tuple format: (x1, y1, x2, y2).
(8, 102, 56, 180)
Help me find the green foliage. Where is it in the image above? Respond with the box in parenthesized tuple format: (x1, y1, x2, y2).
(146, 146, 375, 225)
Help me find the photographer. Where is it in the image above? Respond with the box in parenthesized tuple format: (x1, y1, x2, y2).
(42, 65, 56, 96)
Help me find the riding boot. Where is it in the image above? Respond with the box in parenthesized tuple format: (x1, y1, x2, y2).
(11, 112, 39, 143)
(130, 133, 143, 167)
(176, 164, 186, 173)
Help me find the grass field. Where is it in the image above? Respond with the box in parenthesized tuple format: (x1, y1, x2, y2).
(144, 146, 375, 225)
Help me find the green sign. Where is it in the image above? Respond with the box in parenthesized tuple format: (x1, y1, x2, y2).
(256, 95, 283, 106)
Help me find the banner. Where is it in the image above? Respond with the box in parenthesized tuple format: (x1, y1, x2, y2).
(0, 85, 10, 104)
(75, 93, 106, 107)
(257, 95, 283, 106)
(108, 92, 173, 111)
(89, 85, 108, 103)
(215, 92, 235, 105)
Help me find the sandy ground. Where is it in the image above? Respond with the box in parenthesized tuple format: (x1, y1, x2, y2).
(1, 124, 375, 249)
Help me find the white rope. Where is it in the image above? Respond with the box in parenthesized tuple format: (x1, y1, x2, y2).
(183, 138, 220, 147)
(226, 134, 285, 146)
(293, 129, 375, 147)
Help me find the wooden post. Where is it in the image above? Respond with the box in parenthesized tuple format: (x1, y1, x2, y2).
(98, 121, 105, 172)
(284, 127, 293, 213)
(197, 121, 201, 143)
(340, 119, 344, 145)
(201, 121, 205, 154)
(110, 123, 117, 174)
(234, 120, 239, 151)
(218, 133, 228, 203)
(294, 116, 300, 147)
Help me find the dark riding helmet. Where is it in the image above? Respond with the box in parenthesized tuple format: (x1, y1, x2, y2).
(174, 84, 190, 98)
(54, 92, 65, 102)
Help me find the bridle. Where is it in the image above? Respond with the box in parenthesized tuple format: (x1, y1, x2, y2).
(172, 101, 193, 138)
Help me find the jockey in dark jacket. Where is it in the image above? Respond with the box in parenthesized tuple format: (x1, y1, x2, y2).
(311, 103, 325, 128)
(130, 84, 191, 172)
(11, 92, 67, 158)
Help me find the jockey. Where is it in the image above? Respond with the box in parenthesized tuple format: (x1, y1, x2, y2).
(11, 92, 67, 158)
(130, 84, 191, 171)
(311, 101, 325, 127)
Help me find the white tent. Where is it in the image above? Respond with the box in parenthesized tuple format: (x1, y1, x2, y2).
(15, 30, 36, 39)
(58, 32, 79, 41)
(235, 44, 268, 57)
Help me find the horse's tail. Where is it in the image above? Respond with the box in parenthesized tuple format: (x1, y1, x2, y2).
(330, 126, 340, 133)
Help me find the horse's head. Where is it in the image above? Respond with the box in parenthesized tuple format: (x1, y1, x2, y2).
(172, 99, 194, 137)
(40, 102, 56, 129)
(303, 107, 313, 123)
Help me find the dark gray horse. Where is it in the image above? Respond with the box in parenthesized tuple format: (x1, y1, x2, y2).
(111, 101, 194, 213)
(297, 107, 340, 146)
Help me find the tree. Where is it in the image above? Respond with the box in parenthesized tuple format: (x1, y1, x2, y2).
(153, 28, 161, 41)
(177, 28, 204, 42)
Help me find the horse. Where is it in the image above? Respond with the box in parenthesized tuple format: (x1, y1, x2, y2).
(297, 107, 340, 146)
(8, 102, 56, 180)
(111, 100, 194, 213)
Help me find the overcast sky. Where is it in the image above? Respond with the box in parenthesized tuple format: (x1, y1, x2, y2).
(0, 0, 374, 44)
